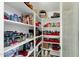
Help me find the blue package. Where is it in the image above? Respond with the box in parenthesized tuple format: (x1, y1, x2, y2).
(18, 17, 22, 22)
(4, 48, 17, 57)
(13, 14, 18, 21)
(9, 15, 13, 21)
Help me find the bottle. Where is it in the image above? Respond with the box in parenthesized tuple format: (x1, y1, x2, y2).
(30, 42, 33, 50)
(45, 50, 48, 57)
(52, 23, 56, 27)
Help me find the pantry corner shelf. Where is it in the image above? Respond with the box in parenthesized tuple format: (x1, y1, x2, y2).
(4, 38, 34, 53)
(4, 2, 61, 57)
(4, 19, 34, 27)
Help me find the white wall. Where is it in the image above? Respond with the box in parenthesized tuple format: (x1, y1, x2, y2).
(78, 3, 79, 56)
(0, 2, 4, 57)
(62, 2, 78, 57)
(31, 2, 60, 14)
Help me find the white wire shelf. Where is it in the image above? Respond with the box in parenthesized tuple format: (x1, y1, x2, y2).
(35, 35, 42, 39)
(42, 48, 60, 52)
(43, 41, 60, 44)
(4, 20, 34, 27)
(43, 35, 60, 38)
(4, 38, 34, 53)
(43, 27, 60, 31)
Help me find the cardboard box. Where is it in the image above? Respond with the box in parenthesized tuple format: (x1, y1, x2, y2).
(43, 43, 49, 48)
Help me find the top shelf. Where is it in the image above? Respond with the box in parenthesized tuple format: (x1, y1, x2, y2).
(5, 2, 34, 14)
(4, 2, 41, 22)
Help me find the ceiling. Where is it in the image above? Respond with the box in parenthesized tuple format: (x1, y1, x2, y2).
(31, 2, 60, 13)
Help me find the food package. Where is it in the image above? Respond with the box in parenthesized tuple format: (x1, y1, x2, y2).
(43, 43, 49, 48)
(22, 15, 29, 24)
(24, 2, 33, 9)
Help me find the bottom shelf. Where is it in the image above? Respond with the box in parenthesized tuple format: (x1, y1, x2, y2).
(42, 48, 60, 57)
(4, 39, 61, 57)
(42, 48, 60, 51)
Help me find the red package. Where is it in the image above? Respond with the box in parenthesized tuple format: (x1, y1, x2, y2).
(19, 50, 28, 56)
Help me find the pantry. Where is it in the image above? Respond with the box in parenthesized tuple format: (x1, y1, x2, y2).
(4, 2, 61, 57)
